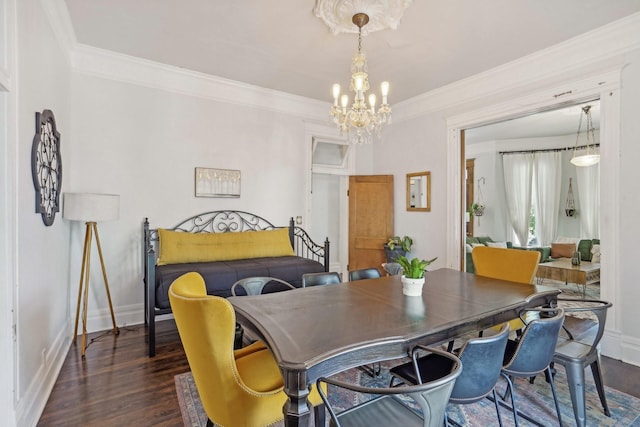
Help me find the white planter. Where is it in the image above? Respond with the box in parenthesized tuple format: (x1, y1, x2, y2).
(401, 275, 425, 296)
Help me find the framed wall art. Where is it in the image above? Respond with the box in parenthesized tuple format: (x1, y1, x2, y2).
(195, 167, 241, 198)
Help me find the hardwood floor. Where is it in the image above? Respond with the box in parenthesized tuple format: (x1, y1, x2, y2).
(38, 319, 640, 426)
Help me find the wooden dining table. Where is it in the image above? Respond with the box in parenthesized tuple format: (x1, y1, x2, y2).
(228, 268, 560, 427)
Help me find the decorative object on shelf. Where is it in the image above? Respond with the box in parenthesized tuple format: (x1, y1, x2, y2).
(396, 255, 437, 296)
(570, 105, 600, 167)
(195, 168, 240, 198)
(63, 192, 120, 357)
(565, 177, 577, 217)
(384, 235, 413, 262)
(314, 0, 413, 35)
(31, 110, 62, 226)
(327, 12, 392, 144)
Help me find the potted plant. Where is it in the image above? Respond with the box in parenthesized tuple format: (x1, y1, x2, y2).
(470, 202, 485, 217)
(384, 236, 413, 262)
(396, 255, 438, 296)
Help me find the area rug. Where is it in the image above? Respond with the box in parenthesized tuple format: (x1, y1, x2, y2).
(175, 361, 640, 427)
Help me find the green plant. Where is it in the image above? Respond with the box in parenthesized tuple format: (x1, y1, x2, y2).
(470, 202, 485, 216)
(386, 236, 413, 252)
(396, 255, 437, 279)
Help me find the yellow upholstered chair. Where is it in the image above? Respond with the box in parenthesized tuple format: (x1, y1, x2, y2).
(169, 272, 324, 427)
(472, 246, 541, 333)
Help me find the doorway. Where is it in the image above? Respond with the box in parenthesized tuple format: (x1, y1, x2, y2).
(446, 73, 620, 342)
(309, 135, 353, 275)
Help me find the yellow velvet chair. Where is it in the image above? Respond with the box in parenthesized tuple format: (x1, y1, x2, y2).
(169, 272, 325, 427)
(472, 246, 541, 332)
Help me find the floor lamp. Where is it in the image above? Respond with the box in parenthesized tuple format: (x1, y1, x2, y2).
(63, 192, 120, 357)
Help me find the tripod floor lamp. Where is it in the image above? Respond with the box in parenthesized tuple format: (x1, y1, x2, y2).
(63, 192, 120, 357)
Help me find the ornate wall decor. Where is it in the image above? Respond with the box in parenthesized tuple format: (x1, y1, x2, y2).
(195, 168, 240, 198)
(314, 0, 413, 34)
(31, 110, 62, 226)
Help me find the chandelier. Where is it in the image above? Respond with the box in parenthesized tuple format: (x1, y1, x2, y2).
(570, 105, 600, 167)
(329, 13, 391, 144)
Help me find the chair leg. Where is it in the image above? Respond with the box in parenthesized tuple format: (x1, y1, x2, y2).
(492, 388, 504, 427)
(590, 359, 611, 417)
(546, 366, 564, 427)
(314, 402, 326, 427)
(562, 362, 586, 427)
(501, 373, 519, 427)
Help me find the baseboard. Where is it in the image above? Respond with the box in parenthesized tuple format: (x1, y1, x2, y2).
(18, 326, 70, 427)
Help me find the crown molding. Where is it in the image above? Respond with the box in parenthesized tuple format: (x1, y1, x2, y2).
(39, 0, 77, 62)
(394, 12, 640, 123)
(71, 43, 329, 121)
(45, 3, 639, 125)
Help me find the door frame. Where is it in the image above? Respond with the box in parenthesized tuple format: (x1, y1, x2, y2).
(446, 68, 621, 356)
(304, 123, 354, 275)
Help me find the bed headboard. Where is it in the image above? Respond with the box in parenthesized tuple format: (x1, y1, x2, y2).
(143, 210, 329, 279)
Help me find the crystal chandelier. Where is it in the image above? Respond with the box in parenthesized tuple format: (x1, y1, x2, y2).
(570, 105, 600, 167)
(329, 13, 391, 144)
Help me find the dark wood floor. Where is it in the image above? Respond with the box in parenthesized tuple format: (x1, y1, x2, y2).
(38, 319, 640, 426)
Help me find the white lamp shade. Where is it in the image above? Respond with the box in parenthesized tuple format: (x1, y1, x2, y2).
(63, 193, 120, 222)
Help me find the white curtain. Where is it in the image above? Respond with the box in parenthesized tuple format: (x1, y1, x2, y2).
(575, 163, 600, 238)
(502, 153, 534, 246)
(534, 152, 562, 245)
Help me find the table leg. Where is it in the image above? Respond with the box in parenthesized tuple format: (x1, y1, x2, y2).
(283, 371, 311, 427)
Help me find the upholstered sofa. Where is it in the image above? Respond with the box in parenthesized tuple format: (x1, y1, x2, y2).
(548, 239, 600, 263)
(143, 210, 330, 356)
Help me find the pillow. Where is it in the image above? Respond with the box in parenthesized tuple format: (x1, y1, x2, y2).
(591, 244, 601, 263)
(466, 237, 480, 245)
(471, 243, 484, 249)
(157, 228, 294, 265)
(486, 241, 508, 248)
(476, 236, 494, 245)
(466, 244, 473, 253)
(550, 242, 576, 258)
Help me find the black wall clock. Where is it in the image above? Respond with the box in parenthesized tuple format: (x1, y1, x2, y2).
(31, 110, 62, 226)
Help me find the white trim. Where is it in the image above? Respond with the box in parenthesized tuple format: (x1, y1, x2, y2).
(446, 68, 626, 360)
(39, 0, 76, 61)
(0, 0, 16, 425)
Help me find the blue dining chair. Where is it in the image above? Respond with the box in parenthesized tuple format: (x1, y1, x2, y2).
(389, 324, 511, 426)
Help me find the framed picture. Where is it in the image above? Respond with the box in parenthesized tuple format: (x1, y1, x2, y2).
(406, 171, 431, 212)
(195, 167, 241, 198)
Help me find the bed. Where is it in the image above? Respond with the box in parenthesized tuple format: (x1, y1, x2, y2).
(143, 210, 329, 356)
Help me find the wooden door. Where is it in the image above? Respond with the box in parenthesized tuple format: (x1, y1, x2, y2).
(348, 175, 394, 272)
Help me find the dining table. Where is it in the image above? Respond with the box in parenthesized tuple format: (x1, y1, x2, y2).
(228, 268, 560, 427)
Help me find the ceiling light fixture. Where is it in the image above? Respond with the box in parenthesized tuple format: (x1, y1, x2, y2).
(329, 13, 391, 144)
(570, 105, 600, 167)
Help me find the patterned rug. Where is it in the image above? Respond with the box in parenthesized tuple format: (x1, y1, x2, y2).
(175, 360, 640, 427)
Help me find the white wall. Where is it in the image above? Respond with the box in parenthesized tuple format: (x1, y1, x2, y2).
(372, 113, 447, 265)
(14, 0, 72, 425)
(68, 72, 315, 330)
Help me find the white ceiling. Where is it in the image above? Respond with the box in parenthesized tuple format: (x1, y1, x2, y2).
(465, 101, 601, 144)
(63, 0, 640, 105)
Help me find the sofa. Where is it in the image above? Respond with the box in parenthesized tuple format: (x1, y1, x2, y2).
(143, 210, 330, 356)
(548, 239, 601, 263)
(466, 236, 601, 273)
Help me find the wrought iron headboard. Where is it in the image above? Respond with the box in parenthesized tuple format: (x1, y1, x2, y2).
(143, 210, 329, 271)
